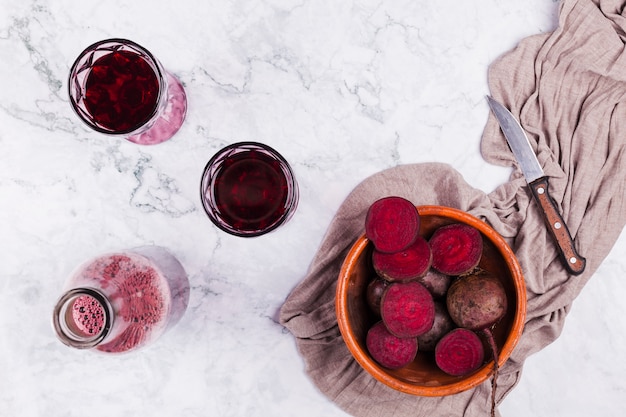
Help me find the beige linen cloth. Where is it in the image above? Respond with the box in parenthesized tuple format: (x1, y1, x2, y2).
(279, 0, 626, 415)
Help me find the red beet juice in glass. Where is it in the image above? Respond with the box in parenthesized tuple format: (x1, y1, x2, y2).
(201, 142, 299, 237)
(83, 50, 161, 133)
(69, 39, 187, 145)
(215, 150, 289, 231)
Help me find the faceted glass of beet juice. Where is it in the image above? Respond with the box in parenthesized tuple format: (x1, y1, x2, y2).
(68, 38, 187, 145)
(200, 142, 299, 237)
(52, 246, 190, 353)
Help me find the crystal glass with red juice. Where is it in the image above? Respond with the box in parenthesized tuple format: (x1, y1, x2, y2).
(200, 142, 299, 237)
(52, 246, 190, 353)
(68, 38, 186, 145)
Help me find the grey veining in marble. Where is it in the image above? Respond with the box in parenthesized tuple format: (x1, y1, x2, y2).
(1, 1, 625, 416)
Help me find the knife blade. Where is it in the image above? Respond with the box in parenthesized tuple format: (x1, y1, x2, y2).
(486, 95, 586, 275)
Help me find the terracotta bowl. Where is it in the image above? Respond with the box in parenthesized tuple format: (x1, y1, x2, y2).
(336, 205, 526, 396)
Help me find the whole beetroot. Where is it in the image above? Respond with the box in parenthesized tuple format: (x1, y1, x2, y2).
(446, 272, 507, 331)
(446, 271, 507, 417)
(366, 277, 389, 316)
(417, 301, 455, 351)
(417, 269, 452, 299)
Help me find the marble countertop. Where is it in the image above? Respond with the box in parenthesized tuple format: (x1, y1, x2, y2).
(2, 0, 625, 416)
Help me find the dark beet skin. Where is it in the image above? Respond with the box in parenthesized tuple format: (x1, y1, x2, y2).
(429, 223, 483, 275)
(380, 281, 435, 338)
(446, 272, 507, 331)
(372, 236, 432, 282)
(435, 328, 484, 376)
(366, 321, 418, 369)
(365, 196, 420, 254)
(366, 277, 389, 316)
(417, 268, 453, 299)
(417, 301, 455, 351)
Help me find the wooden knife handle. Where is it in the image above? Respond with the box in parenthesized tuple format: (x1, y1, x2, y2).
(529, 177, 586, 275)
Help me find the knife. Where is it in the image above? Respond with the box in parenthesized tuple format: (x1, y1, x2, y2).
(486, 96, 586, 275)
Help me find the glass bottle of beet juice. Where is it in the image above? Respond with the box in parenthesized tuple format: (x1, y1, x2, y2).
(52, 246, 190, 353)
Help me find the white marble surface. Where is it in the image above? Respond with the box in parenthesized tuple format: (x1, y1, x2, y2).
(1, 0, 625, 416)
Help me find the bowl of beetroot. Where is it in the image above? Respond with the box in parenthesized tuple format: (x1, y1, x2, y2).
(336, 197, 526, 398)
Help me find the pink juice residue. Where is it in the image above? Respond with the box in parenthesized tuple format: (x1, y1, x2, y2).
(71, 294, 106, 337)
(69, 249, 188, 353)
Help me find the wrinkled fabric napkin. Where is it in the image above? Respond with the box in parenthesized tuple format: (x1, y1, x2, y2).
(279, 0, 626, 415)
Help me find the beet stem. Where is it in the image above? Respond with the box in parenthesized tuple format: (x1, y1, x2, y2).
(481, 328, 499, 417)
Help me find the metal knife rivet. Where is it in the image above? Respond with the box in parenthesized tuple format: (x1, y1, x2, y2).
(554, 222, 562, 229)
(537, 187, 545, 194)
(570, 257, 577, 264)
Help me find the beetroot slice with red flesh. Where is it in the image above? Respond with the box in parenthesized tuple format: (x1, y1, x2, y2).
(372, 236, 432, 282)
(435, 328, 485, 376)
(366, 321, 418, 369)
(380, 281, 435, 338)
(365, 196, 420, 254)
(429, 223, 483, 275)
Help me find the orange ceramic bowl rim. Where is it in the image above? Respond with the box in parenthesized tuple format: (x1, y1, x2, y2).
(336, 205, 527, 397)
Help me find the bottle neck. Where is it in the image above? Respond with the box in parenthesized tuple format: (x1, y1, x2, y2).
(52, 287, 113, 349)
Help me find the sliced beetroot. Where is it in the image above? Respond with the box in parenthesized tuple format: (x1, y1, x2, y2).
(429, 223, 483, 275)
(365, 196, 420, 254)
(435, 328, 484, 376)
(417, 301, 455, 351)
(417, 268, 453, 299)
(372, 236, 432, 282)
(366, 321, 418, 369)
(380, 281, 435, 338)
(366, 277, 389, 316)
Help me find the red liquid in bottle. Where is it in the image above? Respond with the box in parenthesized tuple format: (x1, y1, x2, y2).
(58, 248, 188, 354)
(83, 50, 160, 133)
(214, 150, 290, 233)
